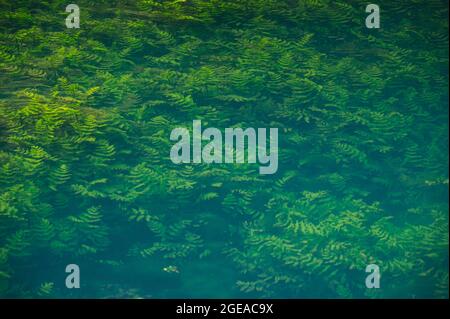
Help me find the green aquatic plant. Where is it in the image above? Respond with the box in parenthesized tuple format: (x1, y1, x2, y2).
(0, 0, 448, 298)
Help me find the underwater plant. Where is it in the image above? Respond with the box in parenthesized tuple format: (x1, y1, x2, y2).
(0, 0, 448, 298)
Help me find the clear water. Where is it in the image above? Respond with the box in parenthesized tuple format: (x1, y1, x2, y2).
(0, 0, 448, 298)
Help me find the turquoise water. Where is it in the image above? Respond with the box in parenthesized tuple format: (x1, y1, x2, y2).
(0, 0, 448, 298)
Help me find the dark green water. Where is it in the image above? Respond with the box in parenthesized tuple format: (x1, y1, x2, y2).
(0, 0, 448, 298)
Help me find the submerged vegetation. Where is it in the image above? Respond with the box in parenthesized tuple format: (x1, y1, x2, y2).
(0, 0, 448, 298)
